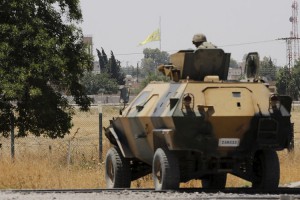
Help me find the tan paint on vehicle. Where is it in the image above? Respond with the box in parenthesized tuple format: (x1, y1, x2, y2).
(105, 47, 293, 186)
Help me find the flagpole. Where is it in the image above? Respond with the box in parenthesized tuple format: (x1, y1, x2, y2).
(159, 16, 161, 51)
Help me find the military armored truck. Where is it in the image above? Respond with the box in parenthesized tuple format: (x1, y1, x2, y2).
(104, 48, 294, 190)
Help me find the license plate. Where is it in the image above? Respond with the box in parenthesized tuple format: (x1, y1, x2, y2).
(218, 138, 240, 147)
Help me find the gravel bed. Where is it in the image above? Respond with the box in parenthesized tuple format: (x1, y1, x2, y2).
(0, 190, 294, 200)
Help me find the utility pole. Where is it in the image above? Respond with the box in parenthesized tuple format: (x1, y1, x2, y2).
(278, 1, 300, 70)
(277, 37, 300, 71)
(136, 62, 139, 83)
(277, 0, 300, 96)
(291, 0, 300, 62)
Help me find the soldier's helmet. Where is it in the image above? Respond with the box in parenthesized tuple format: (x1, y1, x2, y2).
(192, 33, 207, 43)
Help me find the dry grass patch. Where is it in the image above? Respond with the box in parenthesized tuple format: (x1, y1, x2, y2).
(0, 105, 298, 189)
(0, 155, 104, 189)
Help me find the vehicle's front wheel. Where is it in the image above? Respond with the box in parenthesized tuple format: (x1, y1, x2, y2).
(152, 148, 180, 190)
(251, 149, 279, 189)
(105, 146, 131, 188)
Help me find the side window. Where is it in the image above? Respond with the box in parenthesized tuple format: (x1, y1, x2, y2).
(131, 91, 151, 107)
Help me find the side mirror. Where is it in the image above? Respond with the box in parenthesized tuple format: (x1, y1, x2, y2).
(245, 52, 260, 80)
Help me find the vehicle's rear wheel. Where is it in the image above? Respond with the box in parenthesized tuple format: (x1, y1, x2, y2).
(152, 148, 180, 190)
(105, 146, 131, 188)
(251, 149, 279, 189)
(201, 173, 227, 189)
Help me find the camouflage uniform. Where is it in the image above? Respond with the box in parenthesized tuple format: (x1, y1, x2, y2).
(197, 41, 217, 49)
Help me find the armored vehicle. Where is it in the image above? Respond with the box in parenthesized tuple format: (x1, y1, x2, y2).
(104, 48, 294, 190)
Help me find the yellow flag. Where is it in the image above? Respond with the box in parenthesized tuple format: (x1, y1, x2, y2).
(139, 29, 160, 45)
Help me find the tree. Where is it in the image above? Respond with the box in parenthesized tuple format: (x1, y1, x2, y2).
(138, 73, 170, 92)
(141, 48, 169, 75)
(96, 48, 104, 72)
(293, 61, 300, 97)
(259, 57, 277, 81)
(0, 0, 93, 138)
(101, 47, 108, 66)
(289, 60, 300, 99)
(122, 65, 136, 76)
(96, 48, 124, 84)
(81, 72, 118, 95)
(96, 47, 108, 73)
(108, 51, 125, 85)
(276, 67, 290, 96)
(230, 58, 239, 68)
(276, 61, 300, 100)
(141, 57, 156, 75)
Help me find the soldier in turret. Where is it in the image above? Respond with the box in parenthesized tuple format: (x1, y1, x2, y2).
(192, 33, 217, 49)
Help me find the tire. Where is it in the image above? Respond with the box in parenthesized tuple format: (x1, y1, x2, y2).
(105, 147, 131, 188)
(201, 173, 227, 189)
(251, 149, 279, 189)
(152, 148, 180, 190)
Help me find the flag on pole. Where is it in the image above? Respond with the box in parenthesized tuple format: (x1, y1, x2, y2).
(139, 29, 160, 46)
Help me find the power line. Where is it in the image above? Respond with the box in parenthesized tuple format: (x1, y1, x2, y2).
(114, 39, 282, 56)
(219, 39, 277, 47)
(115, 52, 143, 56)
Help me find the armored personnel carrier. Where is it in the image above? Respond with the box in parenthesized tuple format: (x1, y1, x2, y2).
(104, 47, 294, 190)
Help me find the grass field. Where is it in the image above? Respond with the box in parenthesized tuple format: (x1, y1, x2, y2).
(0, 106, 299, 189)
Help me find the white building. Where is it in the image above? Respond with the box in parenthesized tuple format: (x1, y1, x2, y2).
(227, 67, 243, 80)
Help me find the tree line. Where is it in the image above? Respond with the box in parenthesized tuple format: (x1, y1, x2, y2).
(80, 48, 171, 95)
(82, 47, 300, 100)
(248, 56, 300, 100)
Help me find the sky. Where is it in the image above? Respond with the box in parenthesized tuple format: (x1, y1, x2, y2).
(80, 0, 293, 67)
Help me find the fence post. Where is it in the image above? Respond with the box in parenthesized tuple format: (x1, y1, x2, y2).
(67, 140, 71, 166)
(98, 104, 103, 162)
(10, 113, 15, 160)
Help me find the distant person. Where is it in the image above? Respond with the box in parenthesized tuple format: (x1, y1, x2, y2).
(192, 33, 217, 49)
